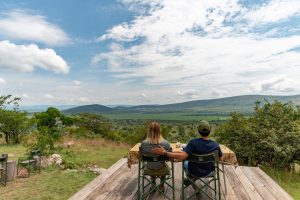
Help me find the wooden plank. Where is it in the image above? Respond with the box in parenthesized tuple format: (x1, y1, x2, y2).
(251, 167, 293, 200)
(70, 158, 293, 200)
(225, 165, 251, 200)
(68, 158, 127, 200)
(87, 161, 131, 200)
(220, 166, 239, 200)
(164, 162, 181, 200)
(88, 162, 138, 200)
(232, 166, 263, 200)
(241, 167, 277, 200)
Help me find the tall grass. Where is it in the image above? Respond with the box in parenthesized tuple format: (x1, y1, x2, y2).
(261, 166, 300, 200)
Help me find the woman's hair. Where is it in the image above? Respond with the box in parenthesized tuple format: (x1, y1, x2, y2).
(146, 122, 163, 144)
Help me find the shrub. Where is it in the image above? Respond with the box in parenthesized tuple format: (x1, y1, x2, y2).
(215, 101, 300, 168)
(66, 126, 97, 139)
(24, 127, 63, 155)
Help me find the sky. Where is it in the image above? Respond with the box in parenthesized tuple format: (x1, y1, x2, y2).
(1, 0, 300, 106)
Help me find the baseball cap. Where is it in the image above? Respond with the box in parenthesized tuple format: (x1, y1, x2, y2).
(197, 120, 211, 132)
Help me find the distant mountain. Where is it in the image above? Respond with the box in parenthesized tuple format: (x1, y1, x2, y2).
(112, 95, 300, 114)
(19, 105, 78, 113)
(63, 104, 115, 115)
(62, 95, 300, 115)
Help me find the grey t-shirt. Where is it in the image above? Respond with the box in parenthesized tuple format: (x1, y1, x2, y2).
(141, 139, 171, 169)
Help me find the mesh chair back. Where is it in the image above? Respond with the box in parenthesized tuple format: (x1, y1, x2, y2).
(182, 150, 221, 200)
(0, 154, 8, 186)
(138, 146, 175, 200)
(139, 147, 171, 162)
(0, 154, 8, 162)
(187, 151, 216, 163)
(30, 150, 41, 158)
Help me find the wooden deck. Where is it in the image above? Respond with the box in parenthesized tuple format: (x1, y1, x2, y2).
(69, 158, 294, 200)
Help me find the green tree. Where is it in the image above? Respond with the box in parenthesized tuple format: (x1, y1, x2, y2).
(33, 107, 71, 154)
(35, 107, 73, 129)
(0, 95, 30, 144)
(0, 95, 20, 109)
(215, 101, 300, 168)
(0, 109, 31, 144)
(73, 113, 113, 137)
(124, 123, 147, 144)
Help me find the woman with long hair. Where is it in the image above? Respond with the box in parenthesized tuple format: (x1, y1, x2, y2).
(141, 122, 171, 192)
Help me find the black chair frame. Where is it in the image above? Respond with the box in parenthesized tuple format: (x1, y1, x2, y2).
(181, 150, 222, 200)
(138, 147, 175, 200)
(17, 150, 41, 178)
(0, 154, 8, 186)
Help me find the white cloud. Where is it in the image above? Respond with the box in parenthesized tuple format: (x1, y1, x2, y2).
(245, 0, 300, 24)
(0, 77, 6, 85)
(138, 93, 147, 99)
(44, 94, 54, 99)
(22, 93, 30, 99)
(0, 40, 69, 73)
(93, 0, 300, 99)
(251, 76, 299, 93)
(210, 88, 228, 97)
(78, 97, 90, 103)
(0, 10, 70, 46)
(177, 89, 199, 99)
(73, 80, 82, 85)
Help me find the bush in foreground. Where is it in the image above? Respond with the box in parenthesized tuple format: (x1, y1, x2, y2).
(215, 101, 300, 168)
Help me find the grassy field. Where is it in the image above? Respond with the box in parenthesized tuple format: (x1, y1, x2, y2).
(262, 166, 300, 200)
(105, 112, 229, 121)
(0, 138, 130, 200)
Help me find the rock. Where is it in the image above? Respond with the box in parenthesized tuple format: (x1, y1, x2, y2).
(41, 156, 51, 167)
(50, 154, 63, 166)
(86, 165, 106, 175)
(65, 169, 78, 173)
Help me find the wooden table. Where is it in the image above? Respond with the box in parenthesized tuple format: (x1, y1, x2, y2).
(127, 143, 238, 168)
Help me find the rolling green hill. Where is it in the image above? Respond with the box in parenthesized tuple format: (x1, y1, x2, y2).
(63, 104, 116, 115)
(62, 94, 300, 117)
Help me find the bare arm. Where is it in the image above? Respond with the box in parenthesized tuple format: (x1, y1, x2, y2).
(166, 151, 189, 161)
(151, 146, 189, 161)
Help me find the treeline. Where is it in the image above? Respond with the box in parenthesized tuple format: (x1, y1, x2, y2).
(0, 95, 169, 154)
(2, 95, 299, 169)
(214, 100, 300, 169)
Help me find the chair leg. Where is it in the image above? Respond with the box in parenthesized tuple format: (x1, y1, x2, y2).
(172, 162, 175, 200)
(28, 163, 30, 178)
(138, 161, 141, 200)
(17, 163, 19, 176)
(181, 162, 184, 200)
(217, 166, 221, 200)
(222, 164, 227, 195)
(214, 175, 217, 198)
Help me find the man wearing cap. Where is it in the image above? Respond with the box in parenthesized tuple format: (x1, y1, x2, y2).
(151, 120, 222, 178)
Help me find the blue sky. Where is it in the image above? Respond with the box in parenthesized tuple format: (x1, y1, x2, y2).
(1, 0, 300, 105)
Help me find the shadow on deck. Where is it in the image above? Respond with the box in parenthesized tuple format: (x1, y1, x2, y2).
(69, 158, 293, 200)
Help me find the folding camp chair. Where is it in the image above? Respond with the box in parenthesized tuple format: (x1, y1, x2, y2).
(138, 147, 175, 200)
(17, 150, 41, 178)
(0, 154, 8, 186)
(181, 150, 222, 200)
